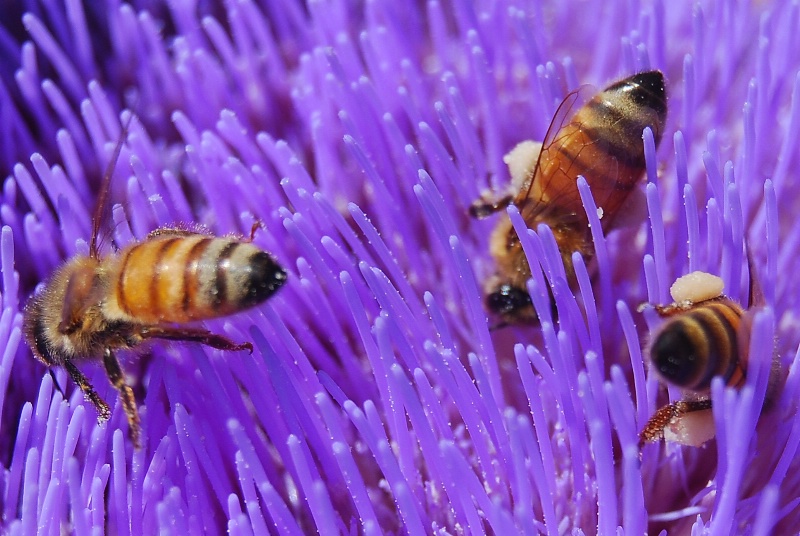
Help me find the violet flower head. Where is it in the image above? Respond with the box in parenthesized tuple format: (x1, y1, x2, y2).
(1, 0, 799, 534)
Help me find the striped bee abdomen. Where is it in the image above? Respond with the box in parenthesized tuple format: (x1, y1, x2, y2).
(558, 71, 666, 220)
(111, 235, 287, 324)
(650, 299, 746, 392)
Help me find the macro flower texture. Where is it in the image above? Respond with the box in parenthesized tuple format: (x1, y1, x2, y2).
(1, 0, 800, 534)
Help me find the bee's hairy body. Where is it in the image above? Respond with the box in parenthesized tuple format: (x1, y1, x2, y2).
(638, 267, 781, 447)
(24, 226, 286, 447)
(26, 230, 285, 364)
(476, 70, 667, 324)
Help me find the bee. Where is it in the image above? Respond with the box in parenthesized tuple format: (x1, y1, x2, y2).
(638, 270, 778, 447)
(23, 113, 287, 448)
(471, 71, 667, 324)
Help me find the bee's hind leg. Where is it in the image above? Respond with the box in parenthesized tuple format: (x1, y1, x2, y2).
(138, 326, 253, 353)
(639, 399, 713, 447)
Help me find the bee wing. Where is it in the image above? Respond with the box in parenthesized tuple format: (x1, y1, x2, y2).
(517, 81, 654, 225)
(514, 84, 596, 210)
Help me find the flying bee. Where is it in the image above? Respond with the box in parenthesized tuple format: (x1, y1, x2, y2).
(471, 71, 667, 324)
(23, 112, 287, 448)
(638, 270, 779, 447)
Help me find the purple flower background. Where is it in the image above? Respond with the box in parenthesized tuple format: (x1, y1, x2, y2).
(1, 0, 800, 534)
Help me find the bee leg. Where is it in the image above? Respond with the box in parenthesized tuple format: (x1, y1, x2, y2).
(469, 194, 514, 219)
(102, 348, 141, 449)
(138, 326, 253, 353)
(62, 359, 112, 421)
(638, 399, 713, 447)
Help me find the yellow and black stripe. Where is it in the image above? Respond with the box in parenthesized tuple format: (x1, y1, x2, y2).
(113, 235, 286, 324)
(650, 299, 746, 392)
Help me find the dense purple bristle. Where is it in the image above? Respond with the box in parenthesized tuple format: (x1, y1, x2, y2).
(1, 0, 800, 533)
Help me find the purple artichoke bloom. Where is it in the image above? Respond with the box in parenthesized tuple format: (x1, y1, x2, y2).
(1, 0, 799, 534)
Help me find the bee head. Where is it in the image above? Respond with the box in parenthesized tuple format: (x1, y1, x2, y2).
(486, 284, 534, 323)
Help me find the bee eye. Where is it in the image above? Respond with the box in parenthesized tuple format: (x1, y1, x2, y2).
(486, 285, 532, 315)
(651, 327, 698, 387)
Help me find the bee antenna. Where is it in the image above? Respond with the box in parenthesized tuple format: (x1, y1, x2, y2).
(89, 108, 137, 258)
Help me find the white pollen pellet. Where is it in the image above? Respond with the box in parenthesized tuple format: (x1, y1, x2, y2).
(504, 140, 542, 191)
(669, 271, 724, 303)
(663, 408, 716, 447)
(596, 207, 604, 219)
